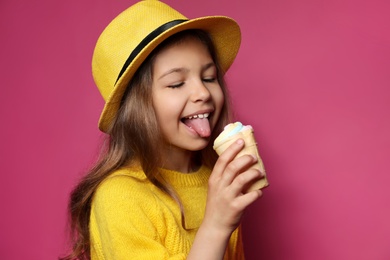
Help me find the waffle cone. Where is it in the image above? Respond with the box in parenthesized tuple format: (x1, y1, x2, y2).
(213, 129, 269, 191)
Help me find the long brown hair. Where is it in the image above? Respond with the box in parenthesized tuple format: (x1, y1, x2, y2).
(61, 29, 232, 260)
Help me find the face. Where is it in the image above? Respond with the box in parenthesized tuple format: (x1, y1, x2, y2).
(152, 36, 224, 153)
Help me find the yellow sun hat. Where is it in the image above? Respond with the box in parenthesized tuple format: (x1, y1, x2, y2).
(92, 0, 241, 133)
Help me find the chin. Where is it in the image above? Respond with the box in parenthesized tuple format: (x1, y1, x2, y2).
(187, 139, 210, 151)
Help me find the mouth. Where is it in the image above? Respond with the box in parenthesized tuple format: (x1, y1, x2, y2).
(181, 112, 212, 137)
(182, 112, 210, 120)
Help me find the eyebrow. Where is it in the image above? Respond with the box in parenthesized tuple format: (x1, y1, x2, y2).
(158, 62, 216, 80)
(202, 62, 216, 72)
(158, 68, 188, 80)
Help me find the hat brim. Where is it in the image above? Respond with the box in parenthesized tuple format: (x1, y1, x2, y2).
(99, 16, 241, 132)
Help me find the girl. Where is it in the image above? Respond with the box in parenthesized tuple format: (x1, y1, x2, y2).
(63, 1, 263, 259)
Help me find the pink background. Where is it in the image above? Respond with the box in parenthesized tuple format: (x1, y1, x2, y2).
(1, 0, 389, 259)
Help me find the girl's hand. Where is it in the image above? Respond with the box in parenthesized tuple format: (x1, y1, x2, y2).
(187, 139, 263, 259)
(204, 138, 263, 236)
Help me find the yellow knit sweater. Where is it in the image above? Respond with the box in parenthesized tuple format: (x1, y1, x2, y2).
(90, 165, 245, 259)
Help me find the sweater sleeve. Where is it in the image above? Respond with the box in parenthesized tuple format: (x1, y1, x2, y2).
(90, 174, 186, 260)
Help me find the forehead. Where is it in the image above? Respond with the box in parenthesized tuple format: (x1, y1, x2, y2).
(152, 37, 213, 73)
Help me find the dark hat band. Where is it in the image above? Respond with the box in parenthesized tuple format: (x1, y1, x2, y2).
(115, 19, 188, 84)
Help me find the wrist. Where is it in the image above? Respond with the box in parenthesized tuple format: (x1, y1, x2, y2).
(187, 223, 232, 260)
(198, 220, 233, 243)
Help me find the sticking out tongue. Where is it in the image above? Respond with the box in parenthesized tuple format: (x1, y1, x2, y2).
(183, 118, 211, 137)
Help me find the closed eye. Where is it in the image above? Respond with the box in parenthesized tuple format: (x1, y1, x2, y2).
(202, 77, 216, 83)
(168, 82, 184, 88)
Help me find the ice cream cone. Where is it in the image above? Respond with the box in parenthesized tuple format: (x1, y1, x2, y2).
(214, 128, 269, 192)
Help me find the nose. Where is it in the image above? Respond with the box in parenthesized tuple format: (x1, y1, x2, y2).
(190, 79, 211, 102)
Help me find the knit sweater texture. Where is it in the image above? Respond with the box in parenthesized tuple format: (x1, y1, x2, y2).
(90, 165, 245, 259)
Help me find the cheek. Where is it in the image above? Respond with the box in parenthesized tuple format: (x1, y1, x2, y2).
(213, 87, 225, 111)
(152, 93, 180, 123)
(151, 94, 165, 122)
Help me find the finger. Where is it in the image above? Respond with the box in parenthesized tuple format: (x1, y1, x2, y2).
(219, 154, 258, 188)
(231, 189, 262, 212)
(211, 139, 245, 180)
(229, 168, 263, 196)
